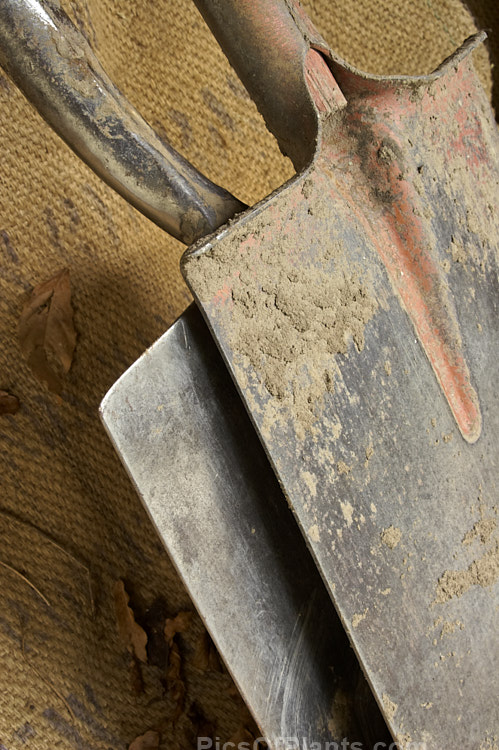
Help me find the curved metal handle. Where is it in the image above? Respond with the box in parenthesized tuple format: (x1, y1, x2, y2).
(0, 0, 246, 245)
(193, 0, 324, 170)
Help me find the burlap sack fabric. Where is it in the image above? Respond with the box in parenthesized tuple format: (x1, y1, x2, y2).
(0, 1, 497, 748)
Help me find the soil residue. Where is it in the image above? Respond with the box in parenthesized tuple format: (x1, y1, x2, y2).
(462, 518, 496, 546)
(381, 525, 402, 550)
(187, 185, 377, 440)
(435, 540, 499, 604)
(435, 509, 499, 604)
(382, 693, 397, 722)
(230, 243, 375, 438)
(352, 609, 368, 629)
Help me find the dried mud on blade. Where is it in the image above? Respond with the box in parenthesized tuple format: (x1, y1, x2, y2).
(101, 305, 390, 748)
(183, 35, 499, 749)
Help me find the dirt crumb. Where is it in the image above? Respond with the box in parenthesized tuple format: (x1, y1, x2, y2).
(435, 540, 499, 604)
(440, 620, 464, 639)
(384, 360, 392, 376)
(441, 258, 451, 272)
(352, 608, 368, 628)
(382, 693, 398, 721)
(301, 470, 318, 497)
(381, 525, 402, 549)
(448, 238, 467, 264)
(462, 518, 496, 546)
(479, 738, 499, 750)
(340, 501, 354, 527)
(337, 460, 352, 475)
(308, 524, 321, 542)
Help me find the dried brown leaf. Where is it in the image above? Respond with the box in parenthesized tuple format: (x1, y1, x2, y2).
(128, 730, 160, 750)
(164, 610, 192, 645)
(162, 610, 193, 723)
(130, 656, 145, 695)
(114, 580, 148, 663)
(227, 681, 243, 699)
(18, 268, 76, 393)
(192, 629, 223, 673)
(0, 390, 19, 415)
(166, 640, 186, 723)
(142, 597, 168, 669)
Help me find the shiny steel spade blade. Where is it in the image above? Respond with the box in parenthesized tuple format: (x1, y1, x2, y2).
(100, 305, 387, 748)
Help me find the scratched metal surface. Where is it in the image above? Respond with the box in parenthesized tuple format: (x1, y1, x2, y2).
(101, 305, 388, 749)
(183, 39, 499, 750)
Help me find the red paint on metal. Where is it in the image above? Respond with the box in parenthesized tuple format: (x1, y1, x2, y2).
(376, 189, 481, 443)
(308, 51, 483, 443)
(305, 50, 346, 114)
(212, 284, 233, 306)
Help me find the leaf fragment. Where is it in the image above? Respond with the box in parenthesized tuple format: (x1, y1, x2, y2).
(164, 610, 192, 645)
(0, 390, 19, 415)
(18, 268, 76, 393)
(130, 656, 145, 696)
(166, 640, 186, 723)
(114, 579, 148, 663)
(164, 610, 192, 723)
(142, 597, 169, 669)
(192, 629, 224, 673)
(128, 730, 160, 750)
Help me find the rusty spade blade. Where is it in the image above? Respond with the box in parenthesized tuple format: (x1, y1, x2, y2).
(182, 3, 499, 748)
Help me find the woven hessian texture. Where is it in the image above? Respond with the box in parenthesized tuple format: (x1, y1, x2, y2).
(0, 1, 497, 748)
